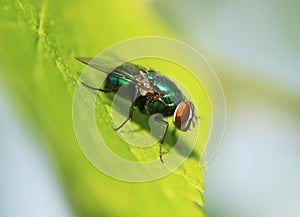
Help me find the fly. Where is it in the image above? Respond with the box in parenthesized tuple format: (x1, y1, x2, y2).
(76, 57, 198, 163)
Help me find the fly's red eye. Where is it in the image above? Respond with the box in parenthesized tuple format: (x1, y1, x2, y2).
(173, 101, 192, 131)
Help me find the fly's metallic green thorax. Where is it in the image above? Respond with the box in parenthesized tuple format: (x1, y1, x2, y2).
(104, 65, 185, 117)
(145, 70, 184, 115)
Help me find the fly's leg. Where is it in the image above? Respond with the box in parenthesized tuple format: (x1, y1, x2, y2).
(114, 100, 136, 131)
(82, 80, 137, 131)
(155, 115, 169, 163)
(114, 89, 138, 131)
(81, 81, 118, 92)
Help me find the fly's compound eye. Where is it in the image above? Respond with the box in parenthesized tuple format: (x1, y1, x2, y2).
(173, 101, 194, 131)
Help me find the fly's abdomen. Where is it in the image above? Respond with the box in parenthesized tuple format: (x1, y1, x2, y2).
(105, 74, 136, 101)
(104, 63, 142, 90)
(105, 74, 129, 90)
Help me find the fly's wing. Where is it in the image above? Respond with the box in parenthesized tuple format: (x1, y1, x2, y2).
(76, 57, 135, 80)
(76, 57, 154, 93)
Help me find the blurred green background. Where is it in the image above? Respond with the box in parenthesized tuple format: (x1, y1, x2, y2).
(0, 0, 299, 217)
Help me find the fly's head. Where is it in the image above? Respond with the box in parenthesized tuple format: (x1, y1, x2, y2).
(173, 101, 198, 131)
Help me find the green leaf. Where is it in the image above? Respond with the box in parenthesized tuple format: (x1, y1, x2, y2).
(0, 1, 208, 217)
